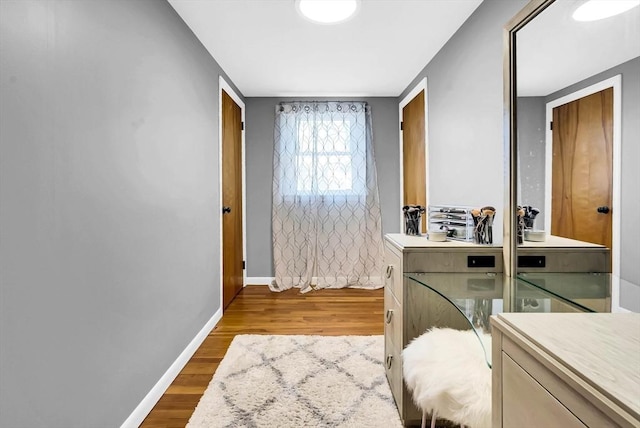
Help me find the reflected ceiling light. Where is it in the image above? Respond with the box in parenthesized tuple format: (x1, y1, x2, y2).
(573, 0, 640, 21)
(296, 0, 360, 24)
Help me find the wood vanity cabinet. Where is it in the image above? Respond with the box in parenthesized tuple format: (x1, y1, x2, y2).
(383, 234, 503, 426)
(518, 236, 611, 273)
(491, 313, 640, 428)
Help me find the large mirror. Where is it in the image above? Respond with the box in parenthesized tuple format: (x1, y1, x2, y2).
(506, 0, 640, 311)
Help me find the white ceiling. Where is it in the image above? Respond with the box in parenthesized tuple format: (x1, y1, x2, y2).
(168, 0, 483, 97)
(517, 0, 640, 96)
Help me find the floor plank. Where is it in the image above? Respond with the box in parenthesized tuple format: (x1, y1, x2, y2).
(140, 285, 384, 427)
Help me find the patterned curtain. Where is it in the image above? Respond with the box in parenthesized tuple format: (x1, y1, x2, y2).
(270, 101, 384, 293)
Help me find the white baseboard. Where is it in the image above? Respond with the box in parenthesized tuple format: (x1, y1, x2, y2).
(120, 308, 223, 428)
(246, 277, 274, 285)
(245, 277, 383, 287)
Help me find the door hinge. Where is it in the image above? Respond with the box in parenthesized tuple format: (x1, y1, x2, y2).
(400, 121, 404, 131)
(550, 121, 553, 130)
(242, 260, 246, 270)
(241, 121, 244, 131)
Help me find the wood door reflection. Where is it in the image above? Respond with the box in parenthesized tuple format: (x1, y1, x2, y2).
(402, 91, 427, 233)
(551, 87, 613, 250)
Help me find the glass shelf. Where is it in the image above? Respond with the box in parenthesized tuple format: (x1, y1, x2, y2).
(403, 272, 610, 368)
(516, 272, 611, 313)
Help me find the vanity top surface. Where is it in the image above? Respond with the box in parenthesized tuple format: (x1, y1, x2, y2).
(384, 233, 499, 249)
(384, 233, 606, 249)
(494, 312, 640, 420)
(520, 235, 606, 248)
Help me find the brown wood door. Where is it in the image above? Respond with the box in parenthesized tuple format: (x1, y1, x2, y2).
(402, 91, 427, 232)
(551, 87, 613, 249)
(222, 90, 243, 309)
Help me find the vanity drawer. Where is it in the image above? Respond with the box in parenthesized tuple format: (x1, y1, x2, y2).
(384, 285, 402, 348)
(384, 331, 403, 413)
(502, 353, 586, 427)
(503, 336, 622, 427)
(384, 243, 403, 304)
(405, 250, 503, 273)
(517, 248, 610, 273)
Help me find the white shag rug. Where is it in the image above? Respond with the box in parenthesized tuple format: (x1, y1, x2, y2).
(186, 334, 403, 428)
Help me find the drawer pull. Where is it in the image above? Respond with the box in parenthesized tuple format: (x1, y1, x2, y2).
(386, 355, 393, 369)
(385, 309, 394, 324)
(386, 265, 394, 279)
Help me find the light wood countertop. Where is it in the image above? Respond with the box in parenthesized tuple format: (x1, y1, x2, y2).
(385, 233, 605, 249)
(520, 235, 606, 248)
(496, 312, 640, 420)
(386, 233, 605, 249)
(384, 233, 500, 249)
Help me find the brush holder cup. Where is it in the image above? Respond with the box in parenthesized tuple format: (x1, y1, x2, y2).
(521, 205, 540, 229)
(403, 205, 425, 236)
(471, 206, 497, 245)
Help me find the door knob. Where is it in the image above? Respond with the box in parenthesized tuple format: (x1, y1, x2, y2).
(596, 206, 610, 214)
(222, 206, 232, 214)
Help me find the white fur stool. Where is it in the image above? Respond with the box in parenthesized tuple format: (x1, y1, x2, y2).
(402, 328, 492, 428)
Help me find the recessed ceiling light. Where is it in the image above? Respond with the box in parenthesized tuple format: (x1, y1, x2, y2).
(572, 0, 640, 21)
(295, 0, 360, 25)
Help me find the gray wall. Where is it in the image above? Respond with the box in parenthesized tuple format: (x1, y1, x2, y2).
(0, 1, 242, 426)
(545, 57, 640, 286)
(399, 0, 529, 246)
(517, 97, 546, 229)
(245, 97, 399, 277)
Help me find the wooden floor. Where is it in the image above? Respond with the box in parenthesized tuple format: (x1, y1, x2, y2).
(140, 285, 384, 428)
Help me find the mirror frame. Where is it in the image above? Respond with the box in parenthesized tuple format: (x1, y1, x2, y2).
(503, 0, 555, 277)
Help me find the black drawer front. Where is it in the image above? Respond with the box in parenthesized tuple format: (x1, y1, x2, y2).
(518, 255, 546, 268)
(467, 255, 495, 268)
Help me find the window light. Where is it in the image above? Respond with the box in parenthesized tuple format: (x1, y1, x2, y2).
(296, 0, 360, 25)
(573, 0, 640, 21)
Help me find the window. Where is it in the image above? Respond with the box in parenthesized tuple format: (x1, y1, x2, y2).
(290, 115, 366, 197)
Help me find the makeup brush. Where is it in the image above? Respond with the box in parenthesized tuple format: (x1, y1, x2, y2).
(471, 209, 481, 243)
(523, 206, 540, 229)
(471, 209, 481, 227)
(481, 208, 495, 244)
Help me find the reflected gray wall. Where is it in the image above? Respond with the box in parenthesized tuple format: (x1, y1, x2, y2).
(621, 279, 640, 312)
(245, 97, 399, 277)
(517, 97, 546, 229)
(399, 0, 529, 245)
(0, 1, 242, 426)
